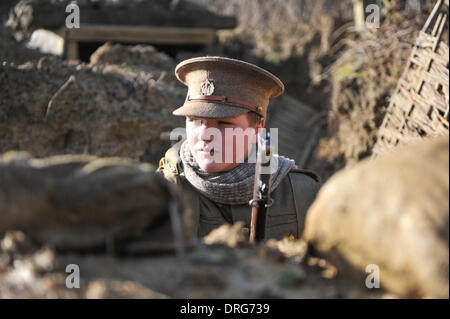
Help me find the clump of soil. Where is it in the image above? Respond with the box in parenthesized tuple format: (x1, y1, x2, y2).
(90, 42, 176, 71)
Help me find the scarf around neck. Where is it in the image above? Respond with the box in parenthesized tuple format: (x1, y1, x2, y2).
(180, 140, 295, 205)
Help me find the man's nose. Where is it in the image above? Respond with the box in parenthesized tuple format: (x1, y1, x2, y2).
(198, 121, 215, 142)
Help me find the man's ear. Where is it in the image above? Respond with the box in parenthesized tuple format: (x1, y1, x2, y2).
(260, 117, 265, 129)
(251, 117, 265, 144)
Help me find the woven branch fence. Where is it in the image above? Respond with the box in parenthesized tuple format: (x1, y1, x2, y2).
(372, 0, 449, 157)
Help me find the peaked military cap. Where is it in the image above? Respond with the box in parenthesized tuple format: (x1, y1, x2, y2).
(173, 56, 284, 119)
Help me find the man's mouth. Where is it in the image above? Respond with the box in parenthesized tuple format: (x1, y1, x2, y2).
(196, 148, 215, 157)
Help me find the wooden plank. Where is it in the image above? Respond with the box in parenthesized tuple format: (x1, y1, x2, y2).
(66, 24, 216, 45)
(66, 40, 78, 60)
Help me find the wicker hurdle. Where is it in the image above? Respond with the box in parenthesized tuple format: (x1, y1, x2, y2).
(372, 0, 449, 157)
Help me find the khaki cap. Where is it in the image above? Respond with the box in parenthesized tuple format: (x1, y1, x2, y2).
(173, 56, 284, 119)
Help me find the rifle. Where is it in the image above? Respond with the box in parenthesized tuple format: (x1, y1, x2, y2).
(249, 130, 274, 244)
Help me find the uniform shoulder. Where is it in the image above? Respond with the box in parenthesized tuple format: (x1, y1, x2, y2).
(289, 166, 321, 184)
(157, 142, 184, 184)
(287, 166, 321, 206)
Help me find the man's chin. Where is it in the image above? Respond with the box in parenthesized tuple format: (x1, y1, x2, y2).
(197, 160, 235, 173)
(198, 163, 224, 173)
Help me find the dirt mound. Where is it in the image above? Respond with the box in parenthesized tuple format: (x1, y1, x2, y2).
(0, 49, 185, 162)
(0, 151, 192, 252)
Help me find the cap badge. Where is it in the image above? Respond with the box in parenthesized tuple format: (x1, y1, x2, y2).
(199, 79, 215, 96)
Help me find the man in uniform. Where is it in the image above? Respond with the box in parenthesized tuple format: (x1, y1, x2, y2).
(158, 56, 320, 241)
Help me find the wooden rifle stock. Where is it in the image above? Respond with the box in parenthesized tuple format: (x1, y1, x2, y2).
(249, 131, 273, 244)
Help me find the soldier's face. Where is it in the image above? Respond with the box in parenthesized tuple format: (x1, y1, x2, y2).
(186, 113, 263, 173)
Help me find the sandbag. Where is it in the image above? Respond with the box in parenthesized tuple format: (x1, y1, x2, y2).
(304, 136, 449, 298)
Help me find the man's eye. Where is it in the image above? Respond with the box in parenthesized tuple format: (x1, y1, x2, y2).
(219, 121, 234, 125)
(188, 118, 201, 125)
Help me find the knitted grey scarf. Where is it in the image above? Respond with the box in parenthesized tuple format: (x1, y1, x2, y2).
(180, 140, 294, 205)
